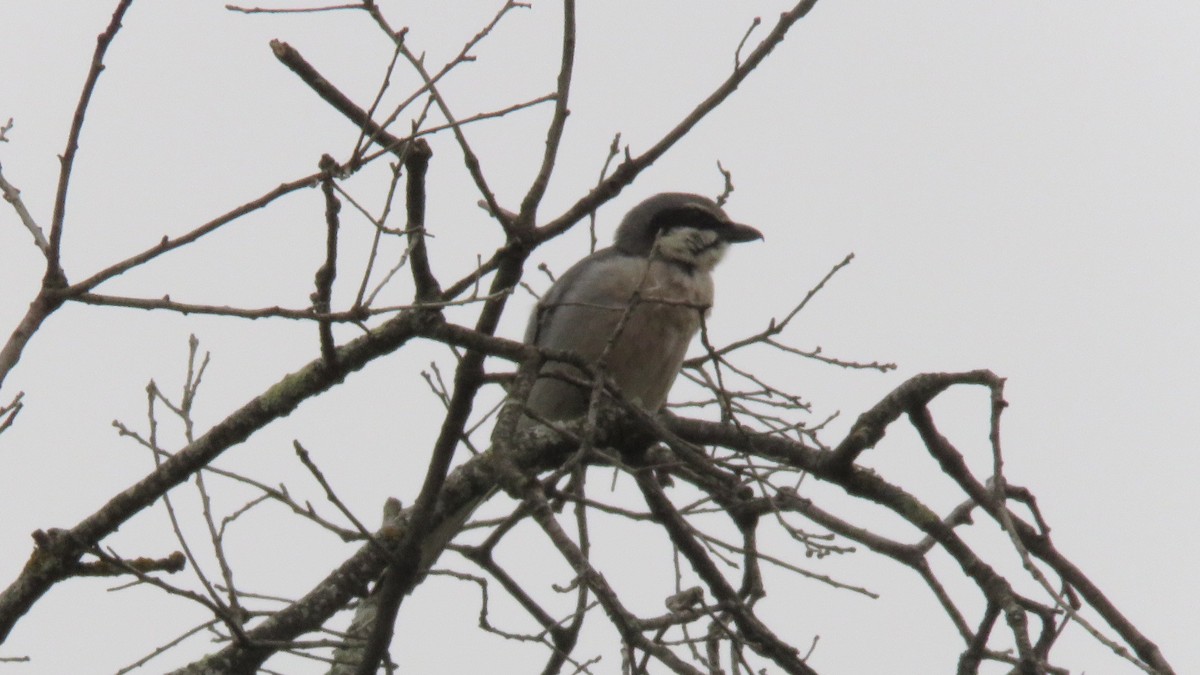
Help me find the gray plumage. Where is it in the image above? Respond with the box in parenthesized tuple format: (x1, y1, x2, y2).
(418, 193, 760, 577)
(521, 192, 762, 423)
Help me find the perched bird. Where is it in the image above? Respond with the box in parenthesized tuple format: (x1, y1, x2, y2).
(520, 191, 763, 423)
(418, 193, 761, 573)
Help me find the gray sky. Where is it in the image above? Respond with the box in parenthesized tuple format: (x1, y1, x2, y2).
(1, 1, 1196, 672)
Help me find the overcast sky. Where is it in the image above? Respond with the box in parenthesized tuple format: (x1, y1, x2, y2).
(1, 2, 1197, 673)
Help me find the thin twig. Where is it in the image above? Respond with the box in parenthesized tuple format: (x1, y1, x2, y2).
(226, 3, 360, 13)
(47, 0, 135, 275)
(0, 392, 24, 436)
(67, 170, 326, 295)
(734, 17, 762, 69)
(588, 134, 622, 253)
(72, 288, 512, 320)
(315, 155, 342, 365)
(362, 1, 529, 231)
(517, 0, 575, 228)
(293, 442, 379, 546)
(535, 1, 822, 245)
(0, 165, 50, 254)
(683, 253, 856, 368)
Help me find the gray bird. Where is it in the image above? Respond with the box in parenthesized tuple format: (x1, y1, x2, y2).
(419, 193, 761, 573)
(520, 192, 762, 423)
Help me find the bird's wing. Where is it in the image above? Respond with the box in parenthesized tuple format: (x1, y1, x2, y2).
(520, 249, 650, 420)
(527, 249, 645, 355)
(521, 249, 712, 420)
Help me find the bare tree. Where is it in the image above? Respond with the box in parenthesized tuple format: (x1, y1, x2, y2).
(0, 2, 1177, 674)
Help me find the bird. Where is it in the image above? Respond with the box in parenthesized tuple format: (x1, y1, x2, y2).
(519, 191, 763, 424)
(417, 192, 761, 574)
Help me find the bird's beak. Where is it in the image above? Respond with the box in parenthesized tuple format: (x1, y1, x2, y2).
(723, 222, 764, 243)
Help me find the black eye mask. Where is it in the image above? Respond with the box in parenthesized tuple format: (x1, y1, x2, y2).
(651, 205, 728, 234)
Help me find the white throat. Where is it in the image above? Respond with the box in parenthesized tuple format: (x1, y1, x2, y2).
(654, 227, 728, 272)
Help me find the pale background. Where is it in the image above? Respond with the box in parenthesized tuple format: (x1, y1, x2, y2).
(0, 2, 1196, 673)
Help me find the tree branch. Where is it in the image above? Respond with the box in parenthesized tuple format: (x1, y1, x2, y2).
(517, 0, 575, 228)
(314, 155, 342, 365)
(270, 39, 412, 161)
(0, 308, 445, 643)
(535, 1, 821, 244)
(403, 139, 440, 302)
(0, 165, 50, 255)
(47, 0, 135, 279)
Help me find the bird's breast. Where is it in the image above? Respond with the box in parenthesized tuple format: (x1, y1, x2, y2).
(601, 260, 712, 409)
(522, 254, 715, 420)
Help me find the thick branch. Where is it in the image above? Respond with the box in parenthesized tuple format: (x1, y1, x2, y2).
(823, 370, 1001, 473)
(0, 293, 62, 390)
(910, 407, 1175, 674)
(270, 39, 411, 159)
(0, 309, 444, 643)
(403, 139, 440, 301)
(170, 412, 633, 673)
(350, 252, 531, 673)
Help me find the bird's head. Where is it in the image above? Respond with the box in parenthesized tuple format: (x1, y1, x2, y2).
(613, 193, 763, 272)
